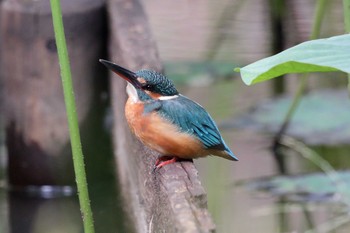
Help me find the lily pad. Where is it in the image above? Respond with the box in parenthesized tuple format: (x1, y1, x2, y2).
(223, 89, 350, 145)
(246, 171, 350, 204)
(235, 34, 350, 85)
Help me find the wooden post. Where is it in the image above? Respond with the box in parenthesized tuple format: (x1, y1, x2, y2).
(107, 0, 216, 232)
(0, 0, 106, 186)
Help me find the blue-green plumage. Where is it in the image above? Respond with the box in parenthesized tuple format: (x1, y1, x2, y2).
(143, 95, 238, 161)
(99, 59, 239, 164)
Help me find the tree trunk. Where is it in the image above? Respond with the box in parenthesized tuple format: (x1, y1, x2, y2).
(106, 0, 216, 232)
(0, 0, 106, 186)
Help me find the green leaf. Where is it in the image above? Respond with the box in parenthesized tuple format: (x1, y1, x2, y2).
(236, 34, 350, 85)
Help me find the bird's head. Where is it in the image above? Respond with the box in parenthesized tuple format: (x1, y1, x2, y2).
(100, 59, 178, 101)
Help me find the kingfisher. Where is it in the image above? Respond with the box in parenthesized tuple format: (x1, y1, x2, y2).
(100, 59, 238, 169)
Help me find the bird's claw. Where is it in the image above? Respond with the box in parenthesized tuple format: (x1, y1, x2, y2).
(153, 156, 178, 172)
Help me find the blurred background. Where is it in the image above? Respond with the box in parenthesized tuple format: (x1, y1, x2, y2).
(1, 0, 349, 232)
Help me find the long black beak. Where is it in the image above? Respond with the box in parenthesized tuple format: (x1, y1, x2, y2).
(99, 59, 142, 88)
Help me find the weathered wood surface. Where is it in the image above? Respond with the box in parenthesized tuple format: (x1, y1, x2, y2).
(106, 0, 216, 232)
(0, 0, 106, 185)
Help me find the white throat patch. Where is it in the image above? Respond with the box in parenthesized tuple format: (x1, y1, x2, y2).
(126, 83, 139, 102)
(158, 95, 179, 100)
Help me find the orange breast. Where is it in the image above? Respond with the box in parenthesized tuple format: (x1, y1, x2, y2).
(125, 98, 209, 159)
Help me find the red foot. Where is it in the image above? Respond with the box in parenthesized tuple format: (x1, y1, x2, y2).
(154, 156, 178, 170)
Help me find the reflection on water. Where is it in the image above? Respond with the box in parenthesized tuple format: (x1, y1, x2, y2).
(0, 177, 128, 233)
(0, 188, 9, 233)
(9, 190, 81, 233)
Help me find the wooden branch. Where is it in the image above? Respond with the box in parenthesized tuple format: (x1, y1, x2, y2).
(106, 0, 216, 232)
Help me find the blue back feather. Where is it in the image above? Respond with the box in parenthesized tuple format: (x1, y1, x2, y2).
(149, 95, 237, 160)
(133, 69, 237, 160)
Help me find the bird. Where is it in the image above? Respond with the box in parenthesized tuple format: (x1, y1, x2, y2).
(99, 59, 238, 169)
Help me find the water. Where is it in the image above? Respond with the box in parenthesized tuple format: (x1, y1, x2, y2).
(0, 180, 126, 233)
(8, 189, 81, 233)
(0, 72, 129, 233)
(1, 71, 350, 232)
(185, 77, 350, 233)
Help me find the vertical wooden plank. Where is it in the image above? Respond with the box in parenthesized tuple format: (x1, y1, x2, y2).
(0, 1, 9, 232)
(0, 0, 106, 186)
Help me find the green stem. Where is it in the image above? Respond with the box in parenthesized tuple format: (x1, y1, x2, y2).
(343, 0, 350, 32)
(273, 0, 327, 173)
(269, 0, 286, 95)
(205, 0, 245, 60)
(311, 0, 328, 40)
(343, 0, 350, 93)
(275, 0, 327, 140)
(50, 1, 95, 233)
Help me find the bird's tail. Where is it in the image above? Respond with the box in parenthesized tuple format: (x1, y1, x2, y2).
(225, 148, 238, 161)
(222, 140, 238, 161)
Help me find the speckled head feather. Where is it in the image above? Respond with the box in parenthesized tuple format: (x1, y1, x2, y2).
(136, 70, 179, 96)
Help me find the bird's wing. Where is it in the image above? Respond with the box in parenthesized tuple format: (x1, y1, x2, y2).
(157, 95, 226, 151)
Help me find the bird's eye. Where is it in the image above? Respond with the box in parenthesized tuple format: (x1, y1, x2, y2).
(143, 84, 152, 90)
